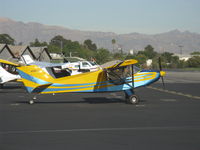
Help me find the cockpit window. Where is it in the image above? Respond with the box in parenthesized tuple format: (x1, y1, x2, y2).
(107, 66, 131, 85)
(133, 66, 141, 73)
(106, 65, 141, 85)
(45, 66, 71, 79)
(0, 63, 18, 75)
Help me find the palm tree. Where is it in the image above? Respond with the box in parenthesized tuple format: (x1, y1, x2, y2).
(111, 39, 116, 53)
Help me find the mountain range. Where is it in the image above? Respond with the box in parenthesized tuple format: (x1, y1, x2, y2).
(0, 17, 200, 54)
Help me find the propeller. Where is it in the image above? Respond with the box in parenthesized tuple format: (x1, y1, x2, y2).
(158, 57, 166, 89)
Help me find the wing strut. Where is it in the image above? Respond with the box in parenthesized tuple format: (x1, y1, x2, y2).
(131, 65, 134, 88)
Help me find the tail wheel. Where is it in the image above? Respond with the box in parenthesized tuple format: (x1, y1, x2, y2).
(127, 95, 139, 104)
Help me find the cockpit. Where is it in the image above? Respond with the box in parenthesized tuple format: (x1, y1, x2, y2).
(106, 65, 141, 85)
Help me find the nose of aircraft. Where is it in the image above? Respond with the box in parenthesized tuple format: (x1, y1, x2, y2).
(160, 71, 166, 77)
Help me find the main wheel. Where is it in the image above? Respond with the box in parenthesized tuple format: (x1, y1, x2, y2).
(127, 95, 139, 104)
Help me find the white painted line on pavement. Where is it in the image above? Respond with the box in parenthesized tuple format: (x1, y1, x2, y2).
(1, 126, 200, 135)
(147, 86, 200, 100)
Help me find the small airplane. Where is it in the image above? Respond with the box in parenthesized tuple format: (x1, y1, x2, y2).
(21, 55, 101, 75)
(0, 59, 21, 87)
(16, 59, 166, 105)
(0, 55, 101, 87)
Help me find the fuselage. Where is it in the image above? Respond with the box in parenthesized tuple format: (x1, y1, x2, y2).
(17, 65, 163, 94)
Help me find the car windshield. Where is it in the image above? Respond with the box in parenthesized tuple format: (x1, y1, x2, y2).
(82, 62, 90, 67)
(89, 61, 97, 66)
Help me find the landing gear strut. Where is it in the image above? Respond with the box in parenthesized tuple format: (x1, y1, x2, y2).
(124, 89, 139, 104)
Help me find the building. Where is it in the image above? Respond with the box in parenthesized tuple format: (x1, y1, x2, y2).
(0, 44, 15, 61)
(8, 45, 36, 60)
(0, 44, 52, 63)
(30, 47, 52, 62)
(173, 54, 192, 61)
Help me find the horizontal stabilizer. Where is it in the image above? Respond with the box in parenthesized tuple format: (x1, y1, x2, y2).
(17, 65, 54, 93)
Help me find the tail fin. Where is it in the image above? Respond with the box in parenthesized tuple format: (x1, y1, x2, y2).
(17, 65, 53, 93)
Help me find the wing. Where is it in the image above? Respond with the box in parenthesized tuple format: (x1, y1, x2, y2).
(0, 59, 20, 67)
(105, 59, 138, 70)
(29, 61, 69, 69)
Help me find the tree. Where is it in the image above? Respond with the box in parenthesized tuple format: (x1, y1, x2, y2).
(50, 35, 68, 47)
(95, 48, 110, 64)
(191, 51, 200, 55)
(159, 52, 181, 68)
(0, 34, 15, 45)
(125, 54, 136, 60)
(111, 39, 116, 53)
(84, 39, 97, 51)
(113, 53, 124, 60)
(187, 56, 200, 68)
(48, 45, 61, 53)
(168, 56, 179, 68)
(143, 45, 157, 59)
(161, 52, 174, 63)
(135, 54, 147, 66)
(50, 35, 72, 56)
(49, 36, 97, 59)
(30, 38, 48, 47)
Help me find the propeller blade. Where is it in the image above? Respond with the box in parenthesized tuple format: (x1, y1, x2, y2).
(161, 76, 165, 89)
(158, 57, 162, 71)
(158, 57, 165, 89)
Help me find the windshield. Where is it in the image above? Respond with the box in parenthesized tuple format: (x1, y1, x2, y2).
(133, 66, 141, 73)
(89, 61, 97, 66)
(106, 65, 141, 85)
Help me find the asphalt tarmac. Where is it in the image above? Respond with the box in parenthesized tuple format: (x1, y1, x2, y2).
(0, 71, 200, 150)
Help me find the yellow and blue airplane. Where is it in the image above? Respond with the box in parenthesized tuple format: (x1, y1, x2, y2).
(17, 59, 166, 104)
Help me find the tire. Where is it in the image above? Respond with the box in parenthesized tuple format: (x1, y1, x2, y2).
(127, 95, 139, 104)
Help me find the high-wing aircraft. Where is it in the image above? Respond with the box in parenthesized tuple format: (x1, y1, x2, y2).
(21, 55, 101, 75)
(0, 59, 21, 87)
(17, 59, 166, 105)
(0, 55, 101, 87)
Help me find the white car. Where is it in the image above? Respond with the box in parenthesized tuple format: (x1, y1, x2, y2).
(67, 61, 101, 75)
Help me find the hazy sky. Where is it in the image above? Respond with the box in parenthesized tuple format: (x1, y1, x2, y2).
(1, 0, 200, 34)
